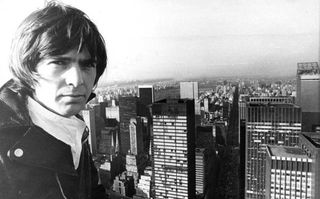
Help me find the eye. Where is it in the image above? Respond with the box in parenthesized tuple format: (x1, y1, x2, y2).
(81, 61, 96, 70)
(86, 63, 96, 68)
(50, 60, 67, 66)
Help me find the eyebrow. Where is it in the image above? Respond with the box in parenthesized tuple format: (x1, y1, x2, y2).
(80, 58, 97, 65)
(51, 57, 96, 64)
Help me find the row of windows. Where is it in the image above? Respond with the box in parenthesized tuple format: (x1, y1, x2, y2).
(153, 143, 187, 150)
(154, 161, 187, 168)
(153, 126, 187, 131)
(154, 176, 188, 183)
(153, 121, 186, 126)
(247, 122, 301, 127)
(247, 107, 301, 123)
(154, 168, 188, 175)
(153, 115, 186, 119)
(153, 148, 187, 153)
(271, 160, 311, 172)
(153, 129, 187, 134)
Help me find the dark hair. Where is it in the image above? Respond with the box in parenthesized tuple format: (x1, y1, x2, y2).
(9, 1, 107, 90)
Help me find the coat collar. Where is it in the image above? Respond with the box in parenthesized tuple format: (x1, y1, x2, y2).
(7, 125, 78, 176)
(0, 79, 31, 128)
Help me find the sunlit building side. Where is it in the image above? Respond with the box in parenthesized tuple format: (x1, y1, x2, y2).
(151, 99, 195, 199)
(265, 146, 312, 199)
(245, 102, 301, 199)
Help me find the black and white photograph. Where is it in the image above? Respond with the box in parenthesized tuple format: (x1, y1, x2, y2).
(0, 0, 318, 198)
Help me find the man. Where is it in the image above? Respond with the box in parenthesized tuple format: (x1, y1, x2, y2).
(0, 2, 109, 199)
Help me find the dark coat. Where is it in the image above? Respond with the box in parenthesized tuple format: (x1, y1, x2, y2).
(0, 80, 107, 199)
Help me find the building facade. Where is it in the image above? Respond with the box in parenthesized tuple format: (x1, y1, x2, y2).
(245, 103, 301, 199)
(151, 99, 195, 199)
(299, 132, 320, 198)
(296, 62, 320, 132)
(179, 82, 199, 99)
(99, 126, 119, 156)
(129, 117, 145, 156)
(195, 148, 205, 195)
(265, 146, 312, 199)
(119, 96, 138, 155)
(138, 85, 154, 107)
(180, 81, 200, 115)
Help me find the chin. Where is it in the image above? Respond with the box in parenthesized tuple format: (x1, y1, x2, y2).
(60, 105, 84, 117)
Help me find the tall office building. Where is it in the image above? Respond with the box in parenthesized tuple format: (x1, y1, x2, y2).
(265, 146, 312, 199)
(195, 148, 206, 195)
(81, 108, 97, 155)
(299, 132, 320, 198)
(203, 98, 209, 112)
(245, 103, 301, 199)
(137, 85, 153, 153)
(129, 117, 145, 155)
(296, 62, 320, 132)
(99, 126, 119, 157)
(180, 82, 198, 99)
(238, 98, 248, 199)
(138, 85, 154, 106)
(137, 85, 154, 118)
(240, 96, 297, 199)
(151, 99, 195, 199)
(195, 125, 219, 197)
(119, 96, 138, 155)
(180, 81, 200, 115)
(239, 101, 247, 121)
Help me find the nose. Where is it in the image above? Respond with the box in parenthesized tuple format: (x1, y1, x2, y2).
(64, 64, 84, 87)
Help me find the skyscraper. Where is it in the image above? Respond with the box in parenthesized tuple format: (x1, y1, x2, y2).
(195, 148, 206, 195)
(265, 145, 312, 199)
(99, 126, 119, 157)
(129, 117, 145, 156)
(180, 81, 200, 115)
(81, 108, 97, 155)
(180, 82, 198, 99)
(151, 99, 195, 199)
(299, 132, 320, 198)
(137, 85, 153, 154)
(245, 102, 301, 199)
(296, 62, 320, 132)
(138, 85, 154, 106)
(119, 96, 138, 155)
(137, 85, 154, 118)
(238, 97, 248, 199)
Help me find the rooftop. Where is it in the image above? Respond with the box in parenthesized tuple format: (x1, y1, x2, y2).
(268, 145, 307, 159)
(297, 62, 320, 75)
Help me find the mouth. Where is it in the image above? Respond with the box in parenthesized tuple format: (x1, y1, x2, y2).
(61, 94, 86, 102)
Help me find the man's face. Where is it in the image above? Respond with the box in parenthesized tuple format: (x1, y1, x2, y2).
(33, 48, 97, 117)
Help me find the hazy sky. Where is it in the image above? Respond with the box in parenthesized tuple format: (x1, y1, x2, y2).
(0, 0, 318, 85)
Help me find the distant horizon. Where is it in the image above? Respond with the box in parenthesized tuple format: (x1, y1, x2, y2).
(0, 0, 318, 87)
(98, 73, 297, 87)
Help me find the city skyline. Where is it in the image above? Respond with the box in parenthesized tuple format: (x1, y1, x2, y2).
(0, 0, 318, 86)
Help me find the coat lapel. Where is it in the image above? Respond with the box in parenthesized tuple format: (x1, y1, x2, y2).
(7, 126, 78, 176)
